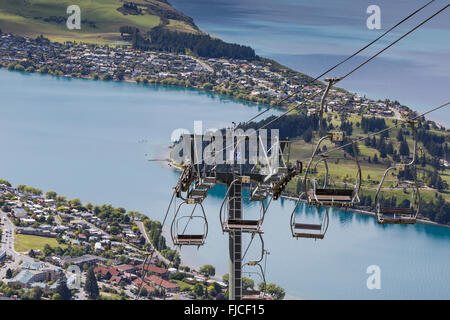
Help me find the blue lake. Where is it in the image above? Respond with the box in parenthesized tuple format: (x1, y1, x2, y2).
(0, 69, 449, 299)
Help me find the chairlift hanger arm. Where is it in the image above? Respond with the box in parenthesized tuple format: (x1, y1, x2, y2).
(318, 77, 341, 132)
(374, 123, 421, 224)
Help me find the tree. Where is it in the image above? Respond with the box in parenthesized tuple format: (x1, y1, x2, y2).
(0, 179, 11, 187)
(6, 268, 12, 279)
(52, 293, 62, 300)
(373, 153, 379, 164)
(259, 282, 285, 300)
(85, 202, 93, 211)
(85, 267, 100, 299)
(397, 129, 404, 142)
(46, 215, 55, 225)
(222, 273, 229, 285)
(56, 278, 72, 300)
(192, 283, 204, 297)
(303, 127, 313, 143)
(68, 198, 82, 208)
(43, 244, 53, 257)
(115, 71, 125, 81)
(242, 277, 255, 290)
(46, 191, 57, 199)
(199, 264, 216, 277)
(25, 287, 42, 300)
(56, 195, 67, 204)
(399, 140, 410, 157)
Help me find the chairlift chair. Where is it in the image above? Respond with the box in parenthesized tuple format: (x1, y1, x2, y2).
(375, 121, 420, 225)
(250, 183, 271, 202)
(272, 161, 302, 200)
(303, 77, 361, 207)
(220, 178, 265, 234)
(242, 234, 268, 299)
(171, 201, 208, 247)
(304, 138, 361, 207)
(290, 193, 330, 239)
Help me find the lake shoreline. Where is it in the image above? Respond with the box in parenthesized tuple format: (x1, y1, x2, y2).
(2, 66, 448, 299)
(280, 194, 450, 229)
(2, 32, 447, 132)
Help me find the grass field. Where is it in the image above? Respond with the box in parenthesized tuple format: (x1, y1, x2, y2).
(174, 280, 193, 291)
(14, 234, 67, 253)
(100, 292, 124, 300)
(0, 0, 198, 44)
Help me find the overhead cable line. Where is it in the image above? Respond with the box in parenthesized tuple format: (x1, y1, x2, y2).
(245, 0, 437, 124)
(297, 101, 450, 163)
(258, 3, 449, 131)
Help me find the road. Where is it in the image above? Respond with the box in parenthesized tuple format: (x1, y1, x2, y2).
(0, 210, 34, 279)
(390, 106, 404, 121)
(136, 221, 170, 265)
(193, 57, 214, 73)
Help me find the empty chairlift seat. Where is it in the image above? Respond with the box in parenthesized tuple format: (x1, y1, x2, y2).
(173, 234, 205, 246)
(198, 177, 216, 189)
(187, 188, 207, 203)
(378, 207, 416, 224)
(223, 219, 262, 233)
(310, 188, 353, 205)
(374, 121, 420, 225)
(290, 201, 329, 240)
(171, 203, 208, 247)
(250, 184, 271, 202)
(379, 207, 412, 215)
(292, 223, 324, 239)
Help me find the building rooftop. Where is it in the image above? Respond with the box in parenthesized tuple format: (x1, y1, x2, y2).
(9, 270, 37, 285)
(21, 261, 46, 271)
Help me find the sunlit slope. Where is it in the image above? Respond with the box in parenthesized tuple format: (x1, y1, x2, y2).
(0, 0, 199, 44)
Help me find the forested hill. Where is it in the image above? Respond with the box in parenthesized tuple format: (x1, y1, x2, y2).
(132, 26, 257, 60)
(0, 0, 257, 60)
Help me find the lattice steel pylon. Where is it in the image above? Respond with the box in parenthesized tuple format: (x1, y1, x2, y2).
(228, 178, 243, 300)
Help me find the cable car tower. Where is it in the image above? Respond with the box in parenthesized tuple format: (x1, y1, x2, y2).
(167, 129, 300, 300)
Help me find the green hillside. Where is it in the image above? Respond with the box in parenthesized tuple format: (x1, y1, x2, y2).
(239, 110, 450, 224)
(0, 0, 200, 44)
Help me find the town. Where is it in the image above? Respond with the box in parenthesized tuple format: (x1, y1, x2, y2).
(0, 32, 417, 121)
(0, 181, 283, 300)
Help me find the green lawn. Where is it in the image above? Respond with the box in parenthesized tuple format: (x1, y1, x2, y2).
(174, 280, 194, 291)
(100, 292, 124, 300)
(14, 234, 67, 253)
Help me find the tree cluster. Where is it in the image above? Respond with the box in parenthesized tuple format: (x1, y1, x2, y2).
(132, 26, 257, 60)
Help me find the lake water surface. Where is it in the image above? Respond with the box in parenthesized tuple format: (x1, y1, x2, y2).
(0, 69, 449, 299)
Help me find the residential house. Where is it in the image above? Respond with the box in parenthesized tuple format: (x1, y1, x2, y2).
(146, 275, 180, 293)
